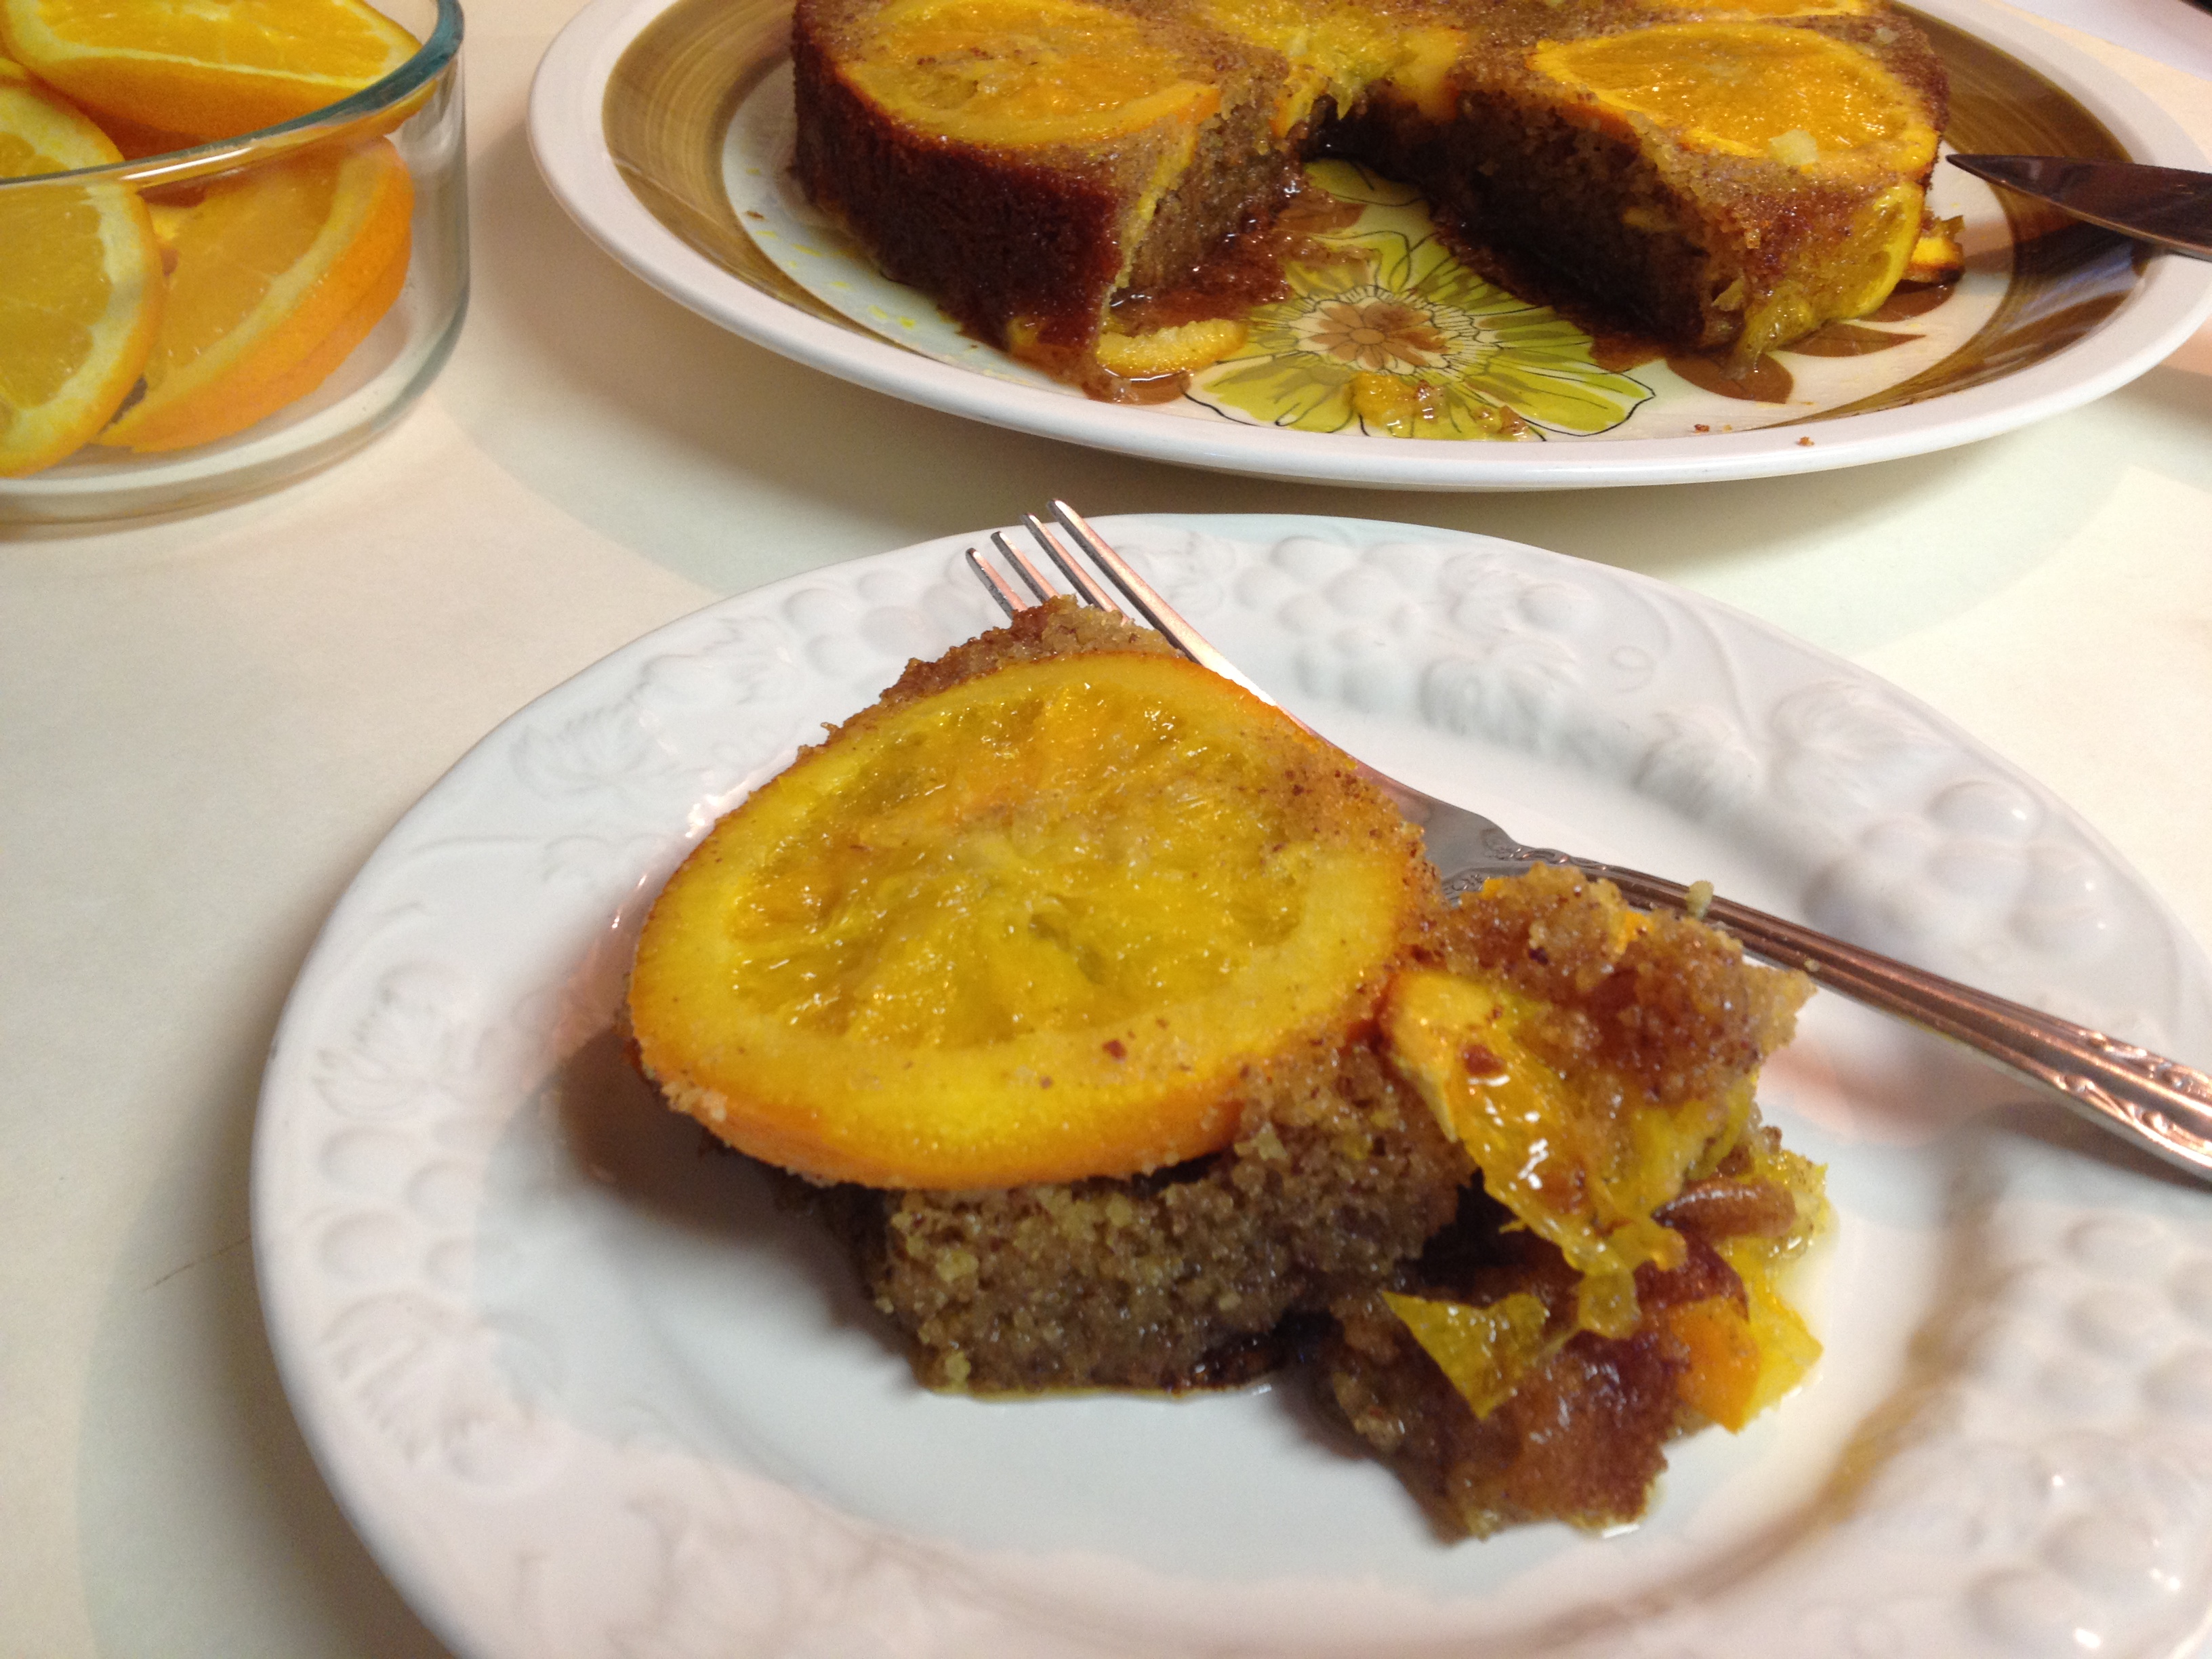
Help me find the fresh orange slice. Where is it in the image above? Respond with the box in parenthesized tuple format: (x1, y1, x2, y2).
(0, 0, 419, 142)
(85, 106, 199, 161)
(0, 54, 163, 476)
(98, 136, 410, 453)
(1532, 22, 1938, 179)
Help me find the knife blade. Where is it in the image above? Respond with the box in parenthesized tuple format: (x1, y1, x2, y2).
(1948, 154, 2212, 260)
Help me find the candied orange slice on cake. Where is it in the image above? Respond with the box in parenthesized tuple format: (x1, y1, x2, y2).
(842, 0, 1218, 148)
(1199, 0, 1465, 131)
(1530, 22, 1938, 179)
(99, 137, 411, 453)
(1532, 21, 1936, 358)
(629, 642, 1431, 1189)
(0, 54, 163, 476)
(0, 0, 419, 142)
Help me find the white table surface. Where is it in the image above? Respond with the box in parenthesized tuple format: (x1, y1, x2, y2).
(4, 3, 2210, 1652)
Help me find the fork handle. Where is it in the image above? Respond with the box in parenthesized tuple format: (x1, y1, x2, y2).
(1000, 513, 2212, 1180)
(1450, 853, 2212, 1180)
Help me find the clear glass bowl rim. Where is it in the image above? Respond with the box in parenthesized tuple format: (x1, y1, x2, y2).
(0, 0, 463, 192)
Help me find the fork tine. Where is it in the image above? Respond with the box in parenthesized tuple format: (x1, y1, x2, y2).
(1022, 514, 1117, 611)
(1048, 500, 1257, 693)
(964, 546, 1031, 618)
(989, 529, 1060, 605)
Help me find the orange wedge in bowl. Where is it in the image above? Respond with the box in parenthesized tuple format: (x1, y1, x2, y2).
(100, 137, 411, 453)
(0, 0, 419, 142)
(0, 55, 163, 476)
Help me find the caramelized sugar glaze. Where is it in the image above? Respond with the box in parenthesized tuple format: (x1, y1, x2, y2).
(791, 0, 1950, 398)
(629, 600, 1826, 1535)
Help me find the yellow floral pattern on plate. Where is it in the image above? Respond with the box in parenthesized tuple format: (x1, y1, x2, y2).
(1190, 161, 1654, 441)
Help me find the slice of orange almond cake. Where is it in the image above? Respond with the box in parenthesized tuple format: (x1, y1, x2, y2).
(627, 596, 1825, 1534)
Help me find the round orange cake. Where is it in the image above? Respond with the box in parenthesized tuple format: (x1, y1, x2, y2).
(792, 0, 1949, 390)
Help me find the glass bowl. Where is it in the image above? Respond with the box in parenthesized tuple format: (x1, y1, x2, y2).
(0, 0, 466, 524)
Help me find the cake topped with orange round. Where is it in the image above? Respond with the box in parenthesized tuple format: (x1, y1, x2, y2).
(626, 604, 1434, 1189)
(841, 0, 1223, 148)
(792, 0, 1951, 392)
(626, 600, 1830, 1536)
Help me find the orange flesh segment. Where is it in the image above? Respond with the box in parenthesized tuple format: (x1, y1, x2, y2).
(99, 136, 411, 453)
(1094, 318, 1247, 377)
(1666, 1296, 1763, 1429)
(0, 0, 420, 141)
(629, 650, 1427, 1189)
(1718, 1235, 1823, 1416)
(1671, 1130, 1828, 1429)
(0, 58, 163, 475)
(1383, 966, 1762, 1319)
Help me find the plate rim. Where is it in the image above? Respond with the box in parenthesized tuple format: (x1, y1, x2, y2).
(526, 0, 2212, 491)
(255, 512, 2212, 1659)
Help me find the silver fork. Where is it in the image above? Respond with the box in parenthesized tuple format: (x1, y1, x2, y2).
(967, 501, 2212, 1182)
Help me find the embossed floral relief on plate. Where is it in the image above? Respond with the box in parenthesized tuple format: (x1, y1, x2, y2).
(600, 0, 2142, 443)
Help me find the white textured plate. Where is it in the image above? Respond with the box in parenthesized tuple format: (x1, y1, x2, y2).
(257, 517, 2212, 1659)
(527, 0, 2212, 490)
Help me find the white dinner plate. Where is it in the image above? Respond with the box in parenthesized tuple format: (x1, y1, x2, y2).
(528, 0, 2212, 489)
(257, 517, 2212, 1659)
